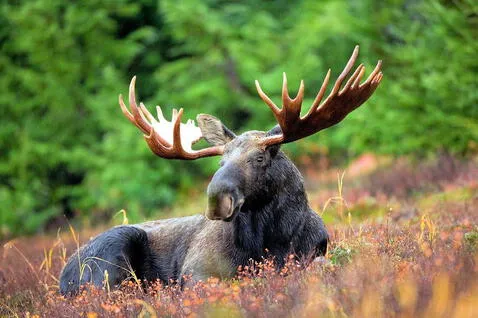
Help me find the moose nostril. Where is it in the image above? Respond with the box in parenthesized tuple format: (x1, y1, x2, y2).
(218, 195, 233, 217)
(223, 195, 233, 213)
(206, 193, 235, 220)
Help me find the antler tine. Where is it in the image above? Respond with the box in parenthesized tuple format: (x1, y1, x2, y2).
(118, 79, 150, 135)
(156, 106, 165, 122)
(172, 108, 178, 121)
(281, 72, 289, 105)
(281, 73, 304, 120)
(329, 45, 359, 96)
(362, 60, 382, 87)
(255, 80, 281, 116)
(367, 72, 383, 97)
(139, 102, 157, 124)
(119, 94, 137, 127)
(172, 108, 184, 153)
(308, 69, 331, 116)
(351, 65, 366, 89)
(296, 80, 305, 102)
(341, 63, 364, 94)
(127, 76, 153, 135)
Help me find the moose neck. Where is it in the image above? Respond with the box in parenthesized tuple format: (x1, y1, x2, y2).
(231, 151, 309, 261)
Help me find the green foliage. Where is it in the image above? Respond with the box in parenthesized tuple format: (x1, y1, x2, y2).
(464, 229, 478, 252)
(335, 0, 478, 157)
(329, 245, 356, 266)
(0, 0, 476, 237)
(0, 0, 160, 236)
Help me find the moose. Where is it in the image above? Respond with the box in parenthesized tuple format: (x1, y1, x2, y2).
(60, 46, 382, 295)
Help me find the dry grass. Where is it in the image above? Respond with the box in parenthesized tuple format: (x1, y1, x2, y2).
(1, 156, 477, 317)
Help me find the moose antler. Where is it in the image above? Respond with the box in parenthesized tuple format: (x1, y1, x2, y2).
(255, 45, 383, 146)
(119, 76, 224, 159)
(121, 46, 382, 160)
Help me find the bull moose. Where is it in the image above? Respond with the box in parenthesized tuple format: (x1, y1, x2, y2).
(60, 46, 382, 295)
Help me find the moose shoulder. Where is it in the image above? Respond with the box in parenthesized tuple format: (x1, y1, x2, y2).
(60, 46, 382, 295)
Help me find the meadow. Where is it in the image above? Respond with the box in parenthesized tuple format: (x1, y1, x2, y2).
(1, 154, 477, 317)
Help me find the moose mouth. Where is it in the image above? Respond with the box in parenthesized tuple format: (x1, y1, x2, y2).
(206, 194, 244, 222)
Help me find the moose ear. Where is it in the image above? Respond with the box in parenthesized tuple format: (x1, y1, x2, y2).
(197, 114, 236, 146)
(265, 125, 282, 158)
(266, 125, 282, 137)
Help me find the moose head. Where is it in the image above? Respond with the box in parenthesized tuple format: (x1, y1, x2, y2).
(119, 45, 382, 222)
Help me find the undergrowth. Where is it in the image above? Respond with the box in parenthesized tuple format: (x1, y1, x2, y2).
(1, 156, 477, 317)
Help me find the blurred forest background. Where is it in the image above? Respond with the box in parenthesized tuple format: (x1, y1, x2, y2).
(0, 0, 476, 239)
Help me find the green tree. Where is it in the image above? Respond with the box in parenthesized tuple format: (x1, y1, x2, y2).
(0, 0, 157, 236)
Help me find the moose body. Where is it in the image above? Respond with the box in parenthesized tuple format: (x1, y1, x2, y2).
(60, 46, 382, 295)
(60, 135, 328, 295)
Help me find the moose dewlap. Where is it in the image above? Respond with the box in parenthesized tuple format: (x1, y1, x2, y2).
(59, 45, 382, 295)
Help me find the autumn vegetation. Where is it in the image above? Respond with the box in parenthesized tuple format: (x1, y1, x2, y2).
(1, 154, 477, 317)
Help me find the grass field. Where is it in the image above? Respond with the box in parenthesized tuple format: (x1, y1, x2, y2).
(1, 154, 477, 317)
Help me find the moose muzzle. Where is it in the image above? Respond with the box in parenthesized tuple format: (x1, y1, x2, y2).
(205, 163, 245, 221)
